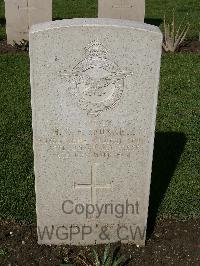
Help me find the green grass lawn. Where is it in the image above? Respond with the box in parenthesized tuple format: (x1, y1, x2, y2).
(0, 1, 199, 223)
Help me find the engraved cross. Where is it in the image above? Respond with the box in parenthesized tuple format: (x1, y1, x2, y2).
(74, 165, 112, 205)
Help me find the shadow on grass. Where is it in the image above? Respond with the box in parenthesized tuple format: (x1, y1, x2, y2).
(53, 17, 73, 20)
(145, 18, 163, 27)
(147, 132, 186, 238)
(0, 18, 6, 26)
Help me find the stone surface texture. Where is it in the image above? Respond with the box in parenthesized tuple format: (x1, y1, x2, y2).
(30, 19, 162, 246)
(98, 0, 145, 22)
(5, 0, 52, 44)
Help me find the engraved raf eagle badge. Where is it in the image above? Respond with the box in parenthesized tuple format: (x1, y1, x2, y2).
(61, 41, 132, 116)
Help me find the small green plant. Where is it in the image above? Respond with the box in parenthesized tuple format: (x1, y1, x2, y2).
(0, 248, 7, 257)
(162, 11, 190, 52)
(60, 244, 127, 266)
(92, 244, 126, 266)
(14, 39, 29, 51)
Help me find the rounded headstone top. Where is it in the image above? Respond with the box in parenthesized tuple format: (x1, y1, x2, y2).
(30, 18, 162, 37)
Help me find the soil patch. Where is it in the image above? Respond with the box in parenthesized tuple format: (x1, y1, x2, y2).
(0, 218, 200, 265)
(0, 41, 27, 54)
(179, 40, 200, 53)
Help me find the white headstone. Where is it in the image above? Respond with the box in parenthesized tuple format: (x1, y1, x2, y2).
(5, 0, 52, 45)
(98, 0, 145, 22)
(30, 19, 162, 246)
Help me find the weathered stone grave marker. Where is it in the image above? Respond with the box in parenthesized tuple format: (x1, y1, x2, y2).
(5, 0, 52, 44)
(98, 0, 145, 21)
(30, 19, 162, 246)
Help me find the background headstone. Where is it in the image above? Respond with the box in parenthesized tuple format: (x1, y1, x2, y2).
(5, 0, 52, 44)
(98, 0, 145, 21)
(30, 19, 162, 246)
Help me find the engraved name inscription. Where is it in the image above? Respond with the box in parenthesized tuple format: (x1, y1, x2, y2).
(47, 125, 143, 160)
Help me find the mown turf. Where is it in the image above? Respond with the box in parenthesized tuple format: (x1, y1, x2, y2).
(0, 54, 35, 222)
(0, 53, 199, 222)
(53, 0, 97, 19)
(146, 0, 200, 39)
(150, 53, 200, 221)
